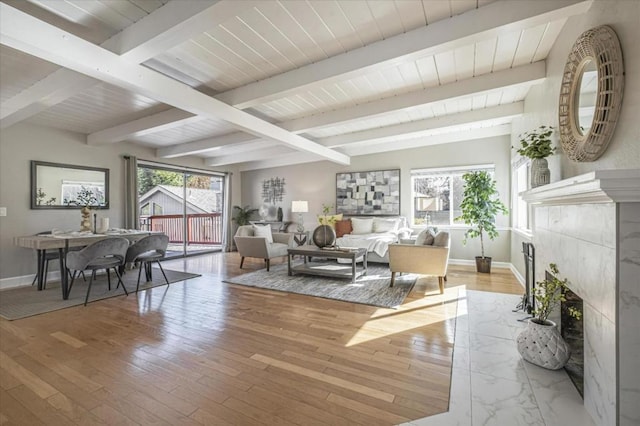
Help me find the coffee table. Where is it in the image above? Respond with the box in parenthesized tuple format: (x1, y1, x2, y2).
(287, 246, 367, 283)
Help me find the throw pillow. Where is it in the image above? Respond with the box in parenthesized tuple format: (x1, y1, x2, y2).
(252, 224, 273, 243)
(414, 227, 436, 245)
(372, 217, 399, 233)
(335, 219, 352, 237)
(433, 231, 450, 247)
(351, 217, 374, 234)
(318, 213, 343, 228)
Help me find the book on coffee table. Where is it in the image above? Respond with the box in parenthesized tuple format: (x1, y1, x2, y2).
(321, 246, 359, 252)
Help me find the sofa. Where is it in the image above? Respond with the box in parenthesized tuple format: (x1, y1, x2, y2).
(334, 216, 412, 263)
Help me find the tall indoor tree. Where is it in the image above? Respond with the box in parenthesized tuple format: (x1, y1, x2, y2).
(456, 171, 508, 273)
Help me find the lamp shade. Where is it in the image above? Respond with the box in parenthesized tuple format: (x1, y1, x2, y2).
(291, 200, 308, 213)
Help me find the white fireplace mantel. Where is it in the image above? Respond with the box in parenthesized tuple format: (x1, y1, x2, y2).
(522, 169, 640, 205)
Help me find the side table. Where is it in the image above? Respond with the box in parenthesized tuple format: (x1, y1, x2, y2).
(293, 231, 309, 247)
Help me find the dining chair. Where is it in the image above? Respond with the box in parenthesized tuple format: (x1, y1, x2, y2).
(66, 237, 130, 306)
(125, 234, 170, 292)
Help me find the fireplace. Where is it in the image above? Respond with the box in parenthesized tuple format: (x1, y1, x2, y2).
(558, 275, 584, 398)
(523, 169, 640, 425)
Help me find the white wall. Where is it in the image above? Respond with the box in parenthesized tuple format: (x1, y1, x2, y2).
(509, 0, 640, 272)
(0, 123, 240, 281)
(241, 136, 512, 262)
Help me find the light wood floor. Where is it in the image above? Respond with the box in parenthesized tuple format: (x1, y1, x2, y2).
(0, 253, 523, 425)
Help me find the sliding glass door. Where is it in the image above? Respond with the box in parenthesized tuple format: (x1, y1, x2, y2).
(137, 163, 224, 258)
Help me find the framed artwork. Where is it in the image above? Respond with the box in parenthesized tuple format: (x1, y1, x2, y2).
(336, 169, 400, 216)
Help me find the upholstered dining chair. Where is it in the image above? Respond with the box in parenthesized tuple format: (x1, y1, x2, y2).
(66, 237, 130, 305)
(125, 234, 170, 292)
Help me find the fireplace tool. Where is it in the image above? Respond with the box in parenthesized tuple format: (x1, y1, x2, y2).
(514, 242, 535, 320)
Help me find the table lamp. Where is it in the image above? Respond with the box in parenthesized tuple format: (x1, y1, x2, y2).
(291, 201, 308, 233)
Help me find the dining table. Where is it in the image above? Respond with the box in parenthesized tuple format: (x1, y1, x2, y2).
(14, 230, 155, 300)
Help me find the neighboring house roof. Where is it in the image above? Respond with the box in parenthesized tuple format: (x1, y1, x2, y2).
(139, 185, 219, 214)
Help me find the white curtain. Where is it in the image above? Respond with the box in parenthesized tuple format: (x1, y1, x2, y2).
(222, 172, 234, 251)
(123, 155, 139, 229)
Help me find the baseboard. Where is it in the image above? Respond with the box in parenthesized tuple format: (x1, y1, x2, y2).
(510, 264, 526, 288)
(0, 271, 63, 290)
(448, 258, 512, 269)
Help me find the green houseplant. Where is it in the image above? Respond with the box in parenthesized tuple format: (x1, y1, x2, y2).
(232, 205, 258, 226)
(456, 171, 508, 273)
(516, 126, 555, 188)
(531, 263, 581, 325)
(516, 263, 582, 370)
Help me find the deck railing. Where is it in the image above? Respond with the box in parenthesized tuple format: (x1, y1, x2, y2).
(140, 213, 223, 245)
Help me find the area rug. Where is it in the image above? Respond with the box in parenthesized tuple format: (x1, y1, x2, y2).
(0, 268, 200, 320)
(224, 262, 415, 308)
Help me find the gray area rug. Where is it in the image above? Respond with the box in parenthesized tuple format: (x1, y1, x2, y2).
(0, 268, 200, 320)
(224, 262, 415, 308)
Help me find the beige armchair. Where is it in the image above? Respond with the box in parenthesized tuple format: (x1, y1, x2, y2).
(234, 225, 295, 271)
(388, 231, 450, 293)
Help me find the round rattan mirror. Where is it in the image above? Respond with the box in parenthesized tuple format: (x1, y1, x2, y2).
(558, 25, 624, 162)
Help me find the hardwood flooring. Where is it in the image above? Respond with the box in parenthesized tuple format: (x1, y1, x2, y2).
(0, 253, 523, 425)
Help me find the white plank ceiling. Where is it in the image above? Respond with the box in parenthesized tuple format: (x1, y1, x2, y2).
(0, 0, 594, 170)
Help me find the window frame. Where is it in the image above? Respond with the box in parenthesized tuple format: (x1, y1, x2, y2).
(410, 164, 496, 227)
(512, 158, 532, 234)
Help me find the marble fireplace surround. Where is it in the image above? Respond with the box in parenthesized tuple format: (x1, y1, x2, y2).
(523, 169, 640, 426)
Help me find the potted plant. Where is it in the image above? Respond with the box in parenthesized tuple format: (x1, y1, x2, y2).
(516, 126, 555, 188)
(456, 171, 508, 273)
(516, 263, 582, 370)
(232, 205, 258, 226)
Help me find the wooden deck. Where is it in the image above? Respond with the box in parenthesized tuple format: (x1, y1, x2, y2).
(0, 253, 522, 425)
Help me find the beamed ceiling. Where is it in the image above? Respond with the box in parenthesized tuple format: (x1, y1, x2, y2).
(0, 0, 593, 171)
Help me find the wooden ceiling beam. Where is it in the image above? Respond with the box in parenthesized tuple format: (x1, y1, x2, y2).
(0, 0, 256, 129)
(216, 1, 592, 109)
(156, 62, 543, 158)
(317, 103, 523, 147)
(0, 3, 350, 165)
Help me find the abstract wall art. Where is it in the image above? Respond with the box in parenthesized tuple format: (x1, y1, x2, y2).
(336, 169, 400, 216)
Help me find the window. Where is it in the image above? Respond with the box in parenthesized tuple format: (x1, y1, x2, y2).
(411, 165, 495, 226)
(513, 161, 530, 231)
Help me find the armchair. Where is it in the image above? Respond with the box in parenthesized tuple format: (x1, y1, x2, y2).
(234, 225, 295, 271)
(388, 231, 450, 293)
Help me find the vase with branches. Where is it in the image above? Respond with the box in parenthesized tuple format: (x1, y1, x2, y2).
(313, 203, 337, 248)
(66, 187, 99, 231)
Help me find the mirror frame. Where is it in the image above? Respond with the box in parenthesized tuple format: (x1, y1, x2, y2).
(558, 25, 624, 162)
(30, 161, 110, 210)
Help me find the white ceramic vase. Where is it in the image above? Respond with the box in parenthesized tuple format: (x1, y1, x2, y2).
(516, 319, 570, 370)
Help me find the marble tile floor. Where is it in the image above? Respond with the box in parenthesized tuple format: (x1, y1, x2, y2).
(402, 289, 596, 426)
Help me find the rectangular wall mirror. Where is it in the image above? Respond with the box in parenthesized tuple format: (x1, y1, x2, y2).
(31, 161, 109, 209)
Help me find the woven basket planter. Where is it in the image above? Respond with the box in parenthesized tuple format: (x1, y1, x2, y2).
(531, 158, 550, 188)
(516, 319, 570, 370)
